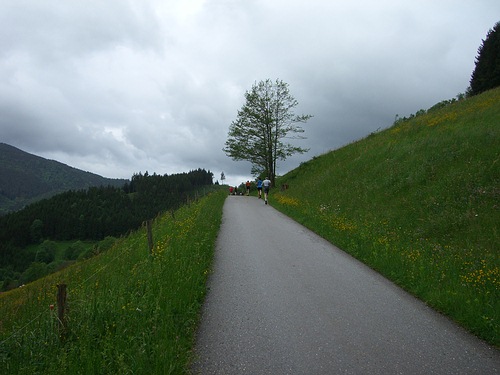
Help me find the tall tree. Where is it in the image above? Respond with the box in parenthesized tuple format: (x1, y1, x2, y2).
(224, 79, 312, 186)
(468, 21, 500, 96)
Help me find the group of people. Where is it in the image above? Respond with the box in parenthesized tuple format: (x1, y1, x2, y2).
(229, 177, 272, 204)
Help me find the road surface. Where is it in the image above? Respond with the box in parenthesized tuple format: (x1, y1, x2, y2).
(191, 196, 500, 374)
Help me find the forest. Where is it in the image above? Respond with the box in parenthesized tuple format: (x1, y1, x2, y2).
(0, 168, 215, 289)
(0, 142, 128, 214)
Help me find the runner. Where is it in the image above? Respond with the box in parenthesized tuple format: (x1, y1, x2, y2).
(256, 178, 263, 199)
(262, 177, 271, 204)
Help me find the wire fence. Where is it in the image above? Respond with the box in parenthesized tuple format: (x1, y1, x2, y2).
(0, 186, 221, 349)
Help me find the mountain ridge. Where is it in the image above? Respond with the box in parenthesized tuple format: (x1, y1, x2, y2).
(0, 143, 128, 214)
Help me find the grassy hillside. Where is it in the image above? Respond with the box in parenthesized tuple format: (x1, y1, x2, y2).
(0, 190, 227, 374)
(1, 86, 498, 374)
(0, 143, 127, 214)
(273, 87, 500, 346)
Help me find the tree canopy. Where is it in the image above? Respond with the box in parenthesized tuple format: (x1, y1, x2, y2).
(0, 168, 214, 277)
(224, 79, 312, 186)
(468, 21, 500, 96)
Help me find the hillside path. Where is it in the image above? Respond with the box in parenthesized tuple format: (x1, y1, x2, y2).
(191, 196, 500, 374)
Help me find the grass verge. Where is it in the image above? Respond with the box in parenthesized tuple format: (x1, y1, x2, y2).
(0, 190, 227, 374)
(272, 88, 499, 347)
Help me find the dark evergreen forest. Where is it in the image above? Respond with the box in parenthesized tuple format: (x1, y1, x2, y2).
(0, 143, 128, 214)
(468, 21, 500, 96)
(0, 168, 214, 285)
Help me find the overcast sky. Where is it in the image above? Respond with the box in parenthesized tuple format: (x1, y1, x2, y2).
(1, 1, 498, 187)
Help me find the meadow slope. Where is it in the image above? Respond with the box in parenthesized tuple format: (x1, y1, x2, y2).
(273, 87, 500, 346)
(0, 87, 498, 375)
(0, 190, 227, 374)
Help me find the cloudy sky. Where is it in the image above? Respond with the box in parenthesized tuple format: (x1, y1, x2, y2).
(1, 1, 498, 187)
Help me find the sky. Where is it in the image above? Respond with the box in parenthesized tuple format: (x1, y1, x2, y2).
(1, 1, 498, 187)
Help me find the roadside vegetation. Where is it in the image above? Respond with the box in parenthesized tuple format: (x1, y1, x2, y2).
(1, 238, 116, 290)
(0, 190, 227, 374)
(272, 87, 499, 347)
(1, 87, 498, 373)
(0, 169, 215, 290)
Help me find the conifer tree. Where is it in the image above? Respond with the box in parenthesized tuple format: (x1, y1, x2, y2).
(468, 21, 500, 96)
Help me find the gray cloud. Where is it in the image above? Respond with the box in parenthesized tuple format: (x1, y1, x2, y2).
(1, 0, 499, 187)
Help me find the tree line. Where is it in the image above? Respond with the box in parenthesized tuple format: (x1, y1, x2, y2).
(0, 169, 213, 277)
(0, 142, 127, 215)
(468, 21, 500, 97)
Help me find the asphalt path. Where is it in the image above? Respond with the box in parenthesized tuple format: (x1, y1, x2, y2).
(191, 195, 500, 374)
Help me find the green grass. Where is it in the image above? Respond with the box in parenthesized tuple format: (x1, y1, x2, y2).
(0, 190, 227, 374)
(3, 239, 117, 290)
(273, 87, 500, 347)
(1, 87, 498, 373)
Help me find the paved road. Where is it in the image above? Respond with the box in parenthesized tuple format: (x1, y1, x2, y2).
(191, 196, 500, 374)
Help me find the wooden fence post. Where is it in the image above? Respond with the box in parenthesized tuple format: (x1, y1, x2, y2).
(57, 283, 67, 339)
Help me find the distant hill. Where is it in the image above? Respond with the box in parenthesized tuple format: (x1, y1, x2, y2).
(0, 143, 128, 214)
